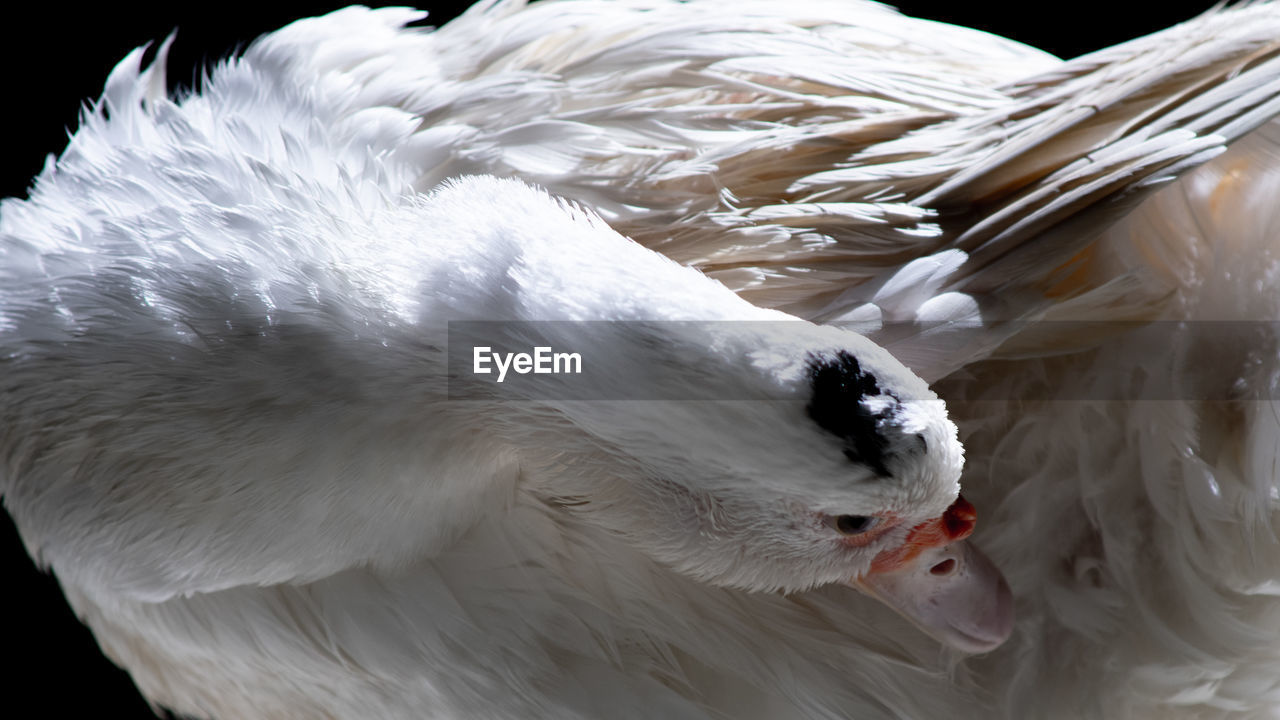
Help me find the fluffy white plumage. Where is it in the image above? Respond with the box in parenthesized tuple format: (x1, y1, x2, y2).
(5, 0, 1280, 717)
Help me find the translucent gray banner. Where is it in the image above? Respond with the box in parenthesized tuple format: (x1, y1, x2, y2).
(445, 320, 1280, 402)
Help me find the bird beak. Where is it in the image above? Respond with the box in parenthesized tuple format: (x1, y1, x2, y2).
(847, 496, 1014, 653)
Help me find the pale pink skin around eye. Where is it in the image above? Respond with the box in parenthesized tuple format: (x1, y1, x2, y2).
(830, 514, 903, 549)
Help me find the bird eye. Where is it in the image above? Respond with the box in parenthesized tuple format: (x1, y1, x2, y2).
(830, 514, 878, 535)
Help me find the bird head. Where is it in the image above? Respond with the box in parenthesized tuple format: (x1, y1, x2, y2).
(429, 177, 1013, 653)
(513, 317, 1014, 653)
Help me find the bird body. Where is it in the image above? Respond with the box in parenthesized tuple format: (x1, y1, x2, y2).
(4, 1, 1280, 718)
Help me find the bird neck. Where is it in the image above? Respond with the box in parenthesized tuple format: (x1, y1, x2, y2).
(408, 177, 782, 326)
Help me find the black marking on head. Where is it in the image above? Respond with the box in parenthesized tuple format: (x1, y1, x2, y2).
(806, 351, 898, 477)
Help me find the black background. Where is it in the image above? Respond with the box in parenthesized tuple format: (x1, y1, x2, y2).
(2, 1, 1217, 716)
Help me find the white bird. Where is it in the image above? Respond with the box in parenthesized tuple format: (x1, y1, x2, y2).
(3, 1, 1280, 718)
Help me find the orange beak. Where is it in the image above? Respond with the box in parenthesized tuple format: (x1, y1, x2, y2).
(869, 495, 977, 574)
(848, 496, 1014, 653)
